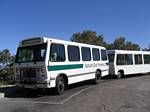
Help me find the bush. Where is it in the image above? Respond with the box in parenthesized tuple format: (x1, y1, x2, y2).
(0, 66, 14, 85)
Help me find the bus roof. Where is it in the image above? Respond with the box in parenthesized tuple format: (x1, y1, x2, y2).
(19, 37, 106, 49)
(107, 50, 150, 55)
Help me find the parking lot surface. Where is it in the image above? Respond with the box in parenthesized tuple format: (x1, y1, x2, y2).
(0, 74, 150, 112)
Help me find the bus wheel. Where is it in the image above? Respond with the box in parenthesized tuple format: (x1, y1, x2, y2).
(55, 76, 65, 95)
(117, 71, 123, 79)
(93, 70, 101, 84)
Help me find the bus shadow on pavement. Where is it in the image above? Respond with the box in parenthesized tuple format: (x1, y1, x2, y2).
(122, 73, 149, 79)
(2, 80, 103, 103)
(103, 73, 149, 80)
(0, 86, 18, 98)
(5, 81, 94, 99)
(4, 87, 58, 98)
(4, 77, 111, 99)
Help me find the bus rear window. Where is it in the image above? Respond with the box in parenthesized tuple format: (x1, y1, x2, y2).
(101, 49, 107, 61)
(108, 53, 115, 63)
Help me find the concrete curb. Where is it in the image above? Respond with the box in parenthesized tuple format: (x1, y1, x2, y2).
(0, 85, 15, 88)
(0, 93, 4, 98)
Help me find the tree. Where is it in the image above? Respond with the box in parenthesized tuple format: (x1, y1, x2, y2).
(125, 41, 140, 50)
(107, 37, 140, 50)
(71, 30, 141, 51)
(0, 49, 15, 85)
(129, 44, 140, 50)
(0, 49, 11, 64)
(105, 43, 114, 50)
(113, 37, 126, 50)
(71, 30, 106, 46)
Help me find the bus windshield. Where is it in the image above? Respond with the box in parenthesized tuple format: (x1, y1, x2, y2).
(108, 53, 115, 63)
(15, 43, 47, 63)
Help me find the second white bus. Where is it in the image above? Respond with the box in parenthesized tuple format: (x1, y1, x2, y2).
(13, 37, 109, 94)
(108, 50, 150, 78)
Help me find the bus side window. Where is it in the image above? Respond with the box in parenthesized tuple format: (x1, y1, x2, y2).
(125, 54, 133, 65)
(117, 54, 125, 65)
(117, 54, 133, 65)
(92, 48, 100, 61)
(144, 55, 150, 64)
(68, 45, 80, 61)
(81, 47, 91, 61)
(134, 54, 143, 65)
(51, 52, 58, 62)
(50, 43, 65, 62)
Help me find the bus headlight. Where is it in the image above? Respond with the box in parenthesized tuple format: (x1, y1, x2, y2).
(41, 66, 46, 73)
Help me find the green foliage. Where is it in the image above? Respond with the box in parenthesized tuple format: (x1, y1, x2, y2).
(71, 30, 141, 51)
(113, 37, 126, 50)
(107, 37, 140, 50)
(71, 30, 106, 46)
(0, 49, 15, 85)
(0, 49, 11, 64)
(0, 67, 14, 85)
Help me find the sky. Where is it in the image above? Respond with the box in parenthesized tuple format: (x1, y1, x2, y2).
(0, 0, 150, 54)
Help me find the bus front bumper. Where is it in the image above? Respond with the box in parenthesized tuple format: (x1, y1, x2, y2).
(15, 80, 54, 89)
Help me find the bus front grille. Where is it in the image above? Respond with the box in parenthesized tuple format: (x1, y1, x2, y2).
(19, 68, 37, 85)
(23, 68, 36, 78)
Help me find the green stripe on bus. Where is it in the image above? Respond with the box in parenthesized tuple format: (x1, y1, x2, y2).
(47, 64, 83, 71)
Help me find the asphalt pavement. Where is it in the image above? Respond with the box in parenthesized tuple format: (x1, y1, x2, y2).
(0, 74, 150, 112)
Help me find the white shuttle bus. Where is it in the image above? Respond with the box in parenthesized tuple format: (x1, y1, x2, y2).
(13, 37, 109, 94)
(108, 50, 150, 79)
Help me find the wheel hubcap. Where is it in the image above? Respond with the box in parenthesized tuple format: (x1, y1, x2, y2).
(58, 78, 64, 91)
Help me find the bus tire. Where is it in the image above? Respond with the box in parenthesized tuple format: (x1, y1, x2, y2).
(117, 71, 124, 79)
(55, 76, 65, 95)
(93, 70, 101, 84)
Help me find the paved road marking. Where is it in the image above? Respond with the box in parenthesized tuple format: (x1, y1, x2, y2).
(137, 100, 148, 107)
(61, 85, 94, 104)
(1, 98, 63, 105)
(60, 79, 116, 104)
